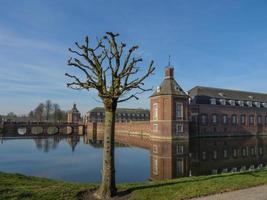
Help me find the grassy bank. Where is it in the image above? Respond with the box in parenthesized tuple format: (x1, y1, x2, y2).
(1, 169, 267, 200)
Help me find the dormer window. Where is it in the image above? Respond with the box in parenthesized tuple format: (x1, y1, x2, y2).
(254, 102, 261, 108)
(246, 101, 252, 107)
(220, 99, 226, 105)
(238, 100, 244, 107)
(263, 103, 267, 108)
(210, 98, 216, 105)
(229, 100, 235, 106)
(218, 92, 224, 97)
(248, 95, 254, 100)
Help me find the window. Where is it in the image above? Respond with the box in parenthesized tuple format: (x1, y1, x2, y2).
(232, 115, 237, 125)
(259, 147, 263, 156)
(265, 116, 267, 125)
(201, 114, 207, 125)
(222, 115, 228, 124)
(238, 100, 244, 107)
(153, 103, 158, 120)
(210, 98, 216, 105)
(254, 102, 261, 108)
(241, 115, 246, 125)
(153, 157, 158, 175)
(176, 102, 183, 119)
(153, 145, 158, 153)
(249, 115, 255, 125)
(233, 149, 238, 158)
(247, 101, 252, 107)
(176, 145, 184, 154)
(153, 124, 158, 132)
(212, 114, 217, 124)
(257, 115, 262, 125)
(220, 99, 226, 105)
(213, 150, 217, 159)
(202, 151, 207, 160)
(176, 123, 183, 133)
(223, 150, 228, 158)
(229, 100, 235, 106)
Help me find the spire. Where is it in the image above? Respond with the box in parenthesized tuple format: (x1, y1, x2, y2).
(168, 55, 171, 66)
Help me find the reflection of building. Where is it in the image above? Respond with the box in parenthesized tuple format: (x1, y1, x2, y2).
(67, 104, 81, 124)
(189, 87, 267, 136)
(150, 139, 189, 180)
(84, 107, 149, 123)
(67, 136, 80, 152)
(190, 137, 267, 175)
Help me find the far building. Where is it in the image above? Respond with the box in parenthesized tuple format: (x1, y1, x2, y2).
(84, 107, 150, 123)
(67, 103, 81, 124)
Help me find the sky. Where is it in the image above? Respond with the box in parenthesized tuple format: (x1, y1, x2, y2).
(1, 0, 267, 115)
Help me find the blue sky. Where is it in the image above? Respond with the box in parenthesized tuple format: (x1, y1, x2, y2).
(1, 0, 267, 115)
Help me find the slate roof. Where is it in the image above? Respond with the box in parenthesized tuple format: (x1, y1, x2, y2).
(188, 86, 267, 102)
(88, 107, 149, 114)
(150, 76, 187, 97)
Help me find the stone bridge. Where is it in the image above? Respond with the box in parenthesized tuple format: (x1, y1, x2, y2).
(1, 121, 85, 137)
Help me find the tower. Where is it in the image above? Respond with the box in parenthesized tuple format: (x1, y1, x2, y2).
(149, 66, 189, 140)
(67, 103, 81, 124)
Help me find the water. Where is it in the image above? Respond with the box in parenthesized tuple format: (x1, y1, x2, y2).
(0, 135, 266, 183)
(0, 136, 150, 183)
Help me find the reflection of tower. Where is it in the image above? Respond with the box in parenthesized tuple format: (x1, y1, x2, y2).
(67, 103, 81, 124)
(150, 139, 189, 180)
(149, 65, 190, 180)
(67, 136, 80, 152)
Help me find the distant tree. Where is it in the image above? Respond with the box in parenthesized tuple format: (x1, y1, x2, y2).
(34, 103, 45, 122)
(28, 111, 34, 120)
(6, 112, 17, 121)
(66, 32, 155, 199)
(45, 100, 52, 121)
(52, 103, 60, 122)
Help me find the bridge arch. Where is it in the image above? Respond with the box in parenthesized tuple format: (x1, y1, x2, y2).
(47, 127, 59, 135)
(31, 126, 43, 135)
(17, 127, 27, 135)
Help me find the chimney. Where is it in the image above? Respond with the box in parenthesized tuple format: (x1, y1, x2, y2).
(165, 67, 174, 79)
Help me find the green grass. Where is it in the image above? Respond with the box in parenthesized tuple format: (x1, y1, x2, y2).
(1, 169, 267, 200)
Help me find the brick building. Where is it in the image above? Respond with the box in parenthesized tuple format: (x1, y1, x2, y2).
(189, 86, 267, 137)
(84, 107, 149, 123)
(67, 103, 81, 124)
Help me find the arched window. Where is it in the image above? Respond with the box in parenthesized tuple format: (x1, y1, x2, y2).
(257, 115, 262, 125)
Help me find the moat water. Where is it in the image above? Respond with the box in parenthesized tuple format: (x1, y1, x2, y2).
(0, 136, 149, 183)
(0, 134, 266, 183)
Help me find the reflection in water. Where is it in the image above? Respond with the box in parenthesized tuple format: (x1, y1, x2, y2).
(1, 132, 267, 182)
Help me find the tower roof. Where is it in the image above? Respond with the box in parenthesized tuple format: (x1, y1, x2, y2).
(151, 67, 187, 97)
(70, 103, 79, 113)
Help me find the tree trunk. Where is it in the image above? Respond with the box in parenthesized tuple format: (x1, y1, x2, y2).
(95, 102, 117, 199)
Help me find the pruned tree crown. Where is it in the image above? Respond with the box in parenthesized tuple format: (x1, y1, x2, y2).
(66, 32, 155, 104)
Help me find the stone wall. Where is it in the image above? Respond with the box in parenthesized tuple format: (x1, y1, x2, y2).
(86, 121, 151, 149)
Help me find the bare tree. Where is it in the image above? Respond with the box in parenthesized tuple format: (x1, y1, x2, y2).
(34, 103, 45, 122)
(45, 100, 52, 121)
(66, 32, 155, 199)
(52, 103, 60, 122)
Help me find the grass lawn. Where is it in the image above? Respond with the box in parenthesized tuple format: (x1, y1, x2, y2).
(1, 169, 267, 200)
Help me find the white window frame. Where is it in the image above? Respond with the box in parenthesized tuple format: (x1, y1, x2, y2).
(176, 123, 183, 133)
(153, 157, 158, 175)
(153, 103, 158, 120)
(153, 123, 158, 132)
(210, 98, 216, 105)
(176, 102, 183, 120)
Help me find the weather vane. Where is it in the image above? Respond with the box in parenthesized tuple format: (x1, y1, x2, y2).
(168, 54, 171, 66)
